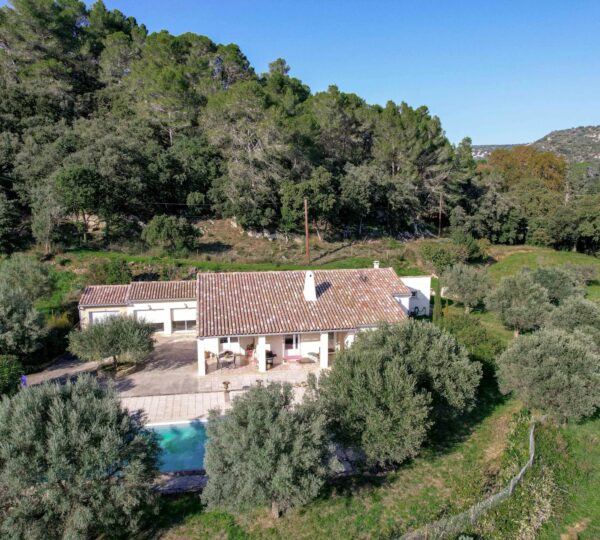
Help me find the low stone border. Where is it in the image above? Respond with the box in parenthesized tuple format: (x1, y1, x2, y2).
(155, 469, 207, 495)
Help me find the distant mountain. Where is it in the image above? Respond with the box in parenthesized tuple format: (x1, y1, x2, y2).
(472, 125, 600, 163)
(533, 126, 600, 163)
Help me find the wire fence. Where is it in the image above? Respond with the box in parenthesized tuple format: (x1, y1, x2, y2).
(399, 422, 536, 540)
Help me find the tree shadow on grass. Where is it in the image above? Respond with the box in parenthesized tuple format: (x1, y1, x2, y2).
(427, 375, 508, 455)
(148, 493, 203, 536)
(321, 471, 391, 500)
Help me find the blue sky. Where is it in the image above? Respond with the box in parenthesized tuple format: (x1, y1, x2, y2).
(4, 1, 600, 144)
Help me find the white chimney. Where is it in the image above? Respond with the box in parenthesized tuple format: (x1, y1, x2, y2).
(303, 271, 317, 301)
(373, 260, 380, 269)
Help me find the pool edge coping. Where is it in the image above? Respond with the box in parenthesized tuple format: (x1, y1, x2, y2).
(147, 418, 207, 427)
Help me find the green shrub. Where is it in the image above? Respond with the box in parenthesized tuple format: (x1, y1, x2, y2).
(0, 376, 160, 538)
(87, 258, 132, 285)
(41, 312, 73, 366)
(451, 230, 486, 262)
(0, 355, 22, 396)
(440, 314, 505, 369)
(319, 321, 482, 466)
(202, 383, 328, 518)
(420, 241, 468, 274)
(433, 278, 442, 322)
(141, 215, 198, 254)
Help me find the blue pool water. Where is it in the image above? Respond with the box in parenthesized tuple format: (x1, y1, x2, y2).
(150, 421, 207, 473)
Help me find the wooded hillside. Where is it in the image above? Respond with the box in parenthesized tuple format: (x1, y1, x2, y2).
(1, 0, 599, 256)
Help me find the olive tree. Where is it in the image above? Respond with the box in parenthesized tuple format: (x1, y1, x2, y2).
(0, 376, 160, 539)
(486, 272, 551, 335)
(202, 383, 328, 518)
(68, 316, 154, 370)
(0, 253, 52, 302)
(544, 296, 600, 348)
(0, 192, 17, 254)
(530, 266, 584, 305)
(497, 329, 600, 423)
(442, 263, 491, 313)
(0, 288, 47, 358)
(319, 321, 482, 467)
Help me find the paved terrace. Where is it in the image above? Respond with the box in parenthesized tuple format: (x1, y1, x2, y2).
(113, 335, 319, 397)
(30, 335, 316, 423)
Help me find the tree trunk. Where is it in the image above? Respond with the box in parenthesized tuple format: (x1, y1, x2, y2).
(82, 212, 88, 244)
(438, 191, 443, 237)
(514, 328, 520, 337)
(271, 501, 280, 519)
(313, 220, 322, 241)
(113, 355, 118, 371)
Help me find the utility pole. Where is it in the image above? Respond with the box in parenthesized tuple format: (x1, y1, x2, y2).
(304, 197, 310, 265)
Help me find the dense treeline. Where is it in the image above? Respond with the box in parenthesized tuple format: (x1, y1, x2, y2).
(0, 0, 599, 255)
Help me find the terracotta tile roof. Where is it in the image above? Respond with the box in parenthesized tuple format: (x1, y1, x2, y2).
(128, 281, 197, 302)
(197, 268, 410, 338)
(79, 284, 130, 307)
(79, 281, 197, 307)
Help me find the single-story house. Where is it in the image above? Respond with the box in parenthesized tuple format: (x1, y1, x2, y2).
(78, 264, 431, 376)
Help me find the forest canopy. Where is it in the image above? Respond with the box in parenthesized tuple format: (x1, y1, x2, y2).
(1, 0, 599, 254)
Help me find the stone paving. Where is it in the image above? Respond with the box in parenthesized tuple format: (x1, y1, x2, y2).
(27, 357, 100, 385)
(114, 335, 319, 397)
(122, 386, 308, 424)
(121, 390, 236, 423)
(31, 335, 314, 424)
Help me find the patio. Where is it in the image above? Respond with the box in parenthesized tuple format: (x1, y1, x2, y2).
(114, 335, 320, 398)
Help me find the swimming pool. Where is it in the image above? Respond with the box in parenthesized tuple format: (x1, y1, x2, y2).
(150, 421, 207, 473)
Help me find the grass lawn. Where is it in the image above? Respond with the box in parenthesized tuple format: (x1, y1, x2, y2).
(158, 396, 520, 539)
(488, 246, 600, 281)
(34, 268, 80, 317)
(63, 248, 426, 276)
(539, 417, 600, 539)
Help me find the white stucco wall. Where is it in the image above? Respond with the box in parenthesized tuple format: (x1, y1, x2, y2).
(127, 300, 197, 334)
(299, 333, 321, 357)
(204, 337, 219, 356)
(79, 306, 128, 328)
(399, 276, 432, 316)
(269, 335, 284, 360)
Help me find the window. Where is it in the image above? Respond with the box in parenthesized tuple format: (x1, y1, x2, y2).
(219, 336, 239, 345)
(411, 291, 417, 297)
(148, 322, 164, 333)
(284, 334, 299, 351)
(173, 320, 196, 332)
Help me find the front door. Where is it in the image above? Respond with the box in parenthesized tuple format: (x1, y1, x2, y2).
(284, 334, 300, 357)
